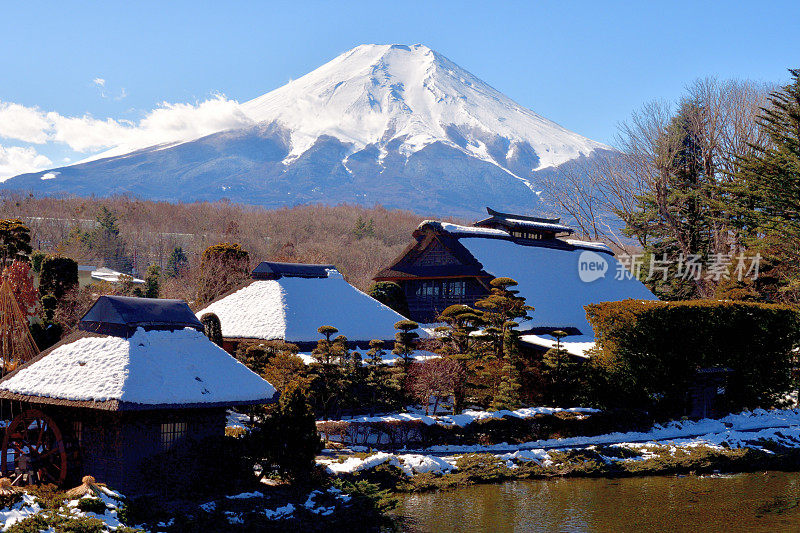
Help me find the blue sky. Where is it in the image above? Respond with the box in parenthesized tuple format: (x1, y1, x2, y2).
(1, 0, 798, 177)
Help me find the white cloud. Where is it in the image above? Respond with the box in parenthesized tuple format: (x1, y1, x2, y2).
(93, 78, 106, 87)
(0, 95, 253, 156)
(41, 171, 59, 180)
(47, 113, 133, 152)
(0, 103, 51, 143)
(0, 144, 52, 180)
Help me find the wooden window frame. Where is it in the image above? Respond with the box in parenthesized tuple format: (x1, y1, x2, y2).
(160, 421, 187, 450)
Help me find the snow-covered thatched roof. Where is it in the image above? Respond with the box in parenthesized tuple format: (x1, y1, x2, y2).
(0, 328, 277, 410)
(0, 298, 277, 410)
(196, 268, 410, 343)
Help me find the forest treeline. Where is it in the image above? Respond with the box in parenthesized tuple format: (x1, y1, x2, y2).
(0, 197, 433, 293)
(546, 70, 800, 303)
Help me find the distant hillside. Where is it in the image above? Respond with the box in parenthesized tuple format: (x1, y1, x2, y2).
(0, 195, 436, 292)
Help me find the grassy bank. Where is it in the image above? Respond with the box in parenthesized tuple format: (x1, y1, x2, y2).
(336, 441, 800, 494)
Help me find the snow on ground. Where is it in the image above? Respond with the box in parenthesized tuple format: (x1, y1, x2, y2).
(0, 484, 364, 531)
(330, 406, 599, 428)
(320, 408, 800, 477)
(421, 407, 800, 454)
(227, 411, 251, 430)
(324, 452, 402, 475)
(0, 327, 276, 405)
(0, 491, 126, 532)
(519, 335, 595, 358)
(226, 491, 264, 499)
(196, 270, 413, 343)
(263, 502, 295, 520)
(320, 453, 456, 476)
(0, 493, 41, 530)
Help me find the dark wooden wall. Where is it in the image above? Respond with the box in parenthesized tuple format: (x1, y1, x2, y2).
(53, 407, 226, 495)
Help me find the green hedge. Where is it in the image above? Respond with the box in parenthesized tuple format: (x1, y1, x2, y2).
(585, 299, 800, 415)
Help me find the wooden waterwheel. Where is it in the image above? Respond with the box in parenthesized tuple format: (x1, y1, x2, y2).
(1, 408, 67, 485)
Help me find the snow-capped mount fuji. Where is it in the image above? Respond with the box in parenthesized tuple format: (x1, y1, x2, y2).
(2, 44, 612, 217)
(240, 44, 605, 172)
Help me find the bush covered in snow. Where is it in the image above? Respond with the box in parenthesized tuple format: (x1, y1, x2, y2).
(586, 299, 800, 415)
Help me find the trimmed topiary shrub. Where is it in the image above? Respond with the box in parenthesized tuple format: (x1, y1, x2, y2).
(39, 256, 78, 300)
(585, 299, 800, 415)
(200, 312, 223, 346)
(368, 282, 410, 317)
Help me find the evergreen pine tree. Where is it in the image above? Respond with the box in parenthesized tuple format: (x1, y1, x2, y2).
(368, 281, 410, 317)
(392, 319, 419, 366)
(197, 242, 250, 305)
(491, 326, 522, 410)
(257, 381, 321, 483)
(237, 340, 300, 376)
(143, 264, 160, 298)
(475, 277, 532, 359)
(309, 326, 345, 420)
(0, 219, 32, 267)
(39, 256, 78, 300)
(734, 69, 800, 299)
(542, 331, 580, 406)
(90, 206, 133, 272)
(435, 304, 483, 356)
(391, 319, 419, 407)
(365, 339, 389, 415)
(29, 250, 45, 273)
(492, 360, 522, 411)
(261, 350, 308, 392)
(165, 246, 189, 278)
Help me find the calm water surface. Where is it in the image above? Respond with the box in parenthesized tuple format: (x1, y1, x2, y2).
(395, 472, 800, 532)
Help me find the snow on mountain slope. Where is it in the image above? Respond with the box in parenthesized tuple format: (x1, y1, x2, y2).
(1, 44, 613, 217)
(242, 44, 606, 171)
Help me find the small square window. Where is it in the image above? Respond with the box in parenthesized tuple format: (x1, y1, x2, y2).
(161, 422, 187, 450)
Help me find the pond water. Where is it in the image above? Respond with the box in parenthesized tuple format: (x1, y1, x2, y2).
(395, 471, 800, 532)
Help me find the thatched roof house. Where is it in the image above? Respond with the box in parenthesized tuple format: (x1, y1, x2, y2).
(0, 295, 276, 494)
(374, 208, 657, 354)
(196, 262, 414, 352)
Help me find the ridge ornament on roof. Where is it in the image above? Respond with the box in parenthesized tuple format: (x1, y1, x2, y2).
(251, 261, 335, 280)
(79, 295, 204, 338)
(474, 207, 574, 236)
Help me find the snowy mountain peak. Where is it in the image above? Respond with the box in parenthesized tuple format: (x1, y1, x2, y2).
(241, 44, 607, 170)
(2, 44, 613, 218)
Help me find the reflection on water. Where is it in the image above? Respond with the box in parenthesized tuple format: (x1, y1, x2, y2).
(396, 472, 800, 532)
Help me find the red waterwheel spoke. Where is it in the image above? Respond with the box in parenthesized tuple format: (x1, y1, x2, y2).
(2, 409, 67, 485)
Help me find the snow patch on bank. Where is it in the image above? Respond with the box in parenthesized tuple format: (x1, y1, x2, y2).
(320, 408, 800, 477)
(330, 406, 599, 428)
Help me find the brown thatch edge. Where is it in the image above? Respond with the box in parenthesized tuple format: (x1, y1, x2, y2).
(0, 389, 278, 411)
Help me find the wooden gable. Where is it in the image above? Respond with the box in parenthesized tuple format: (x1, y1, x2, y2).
(411, 238, 460, 267)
